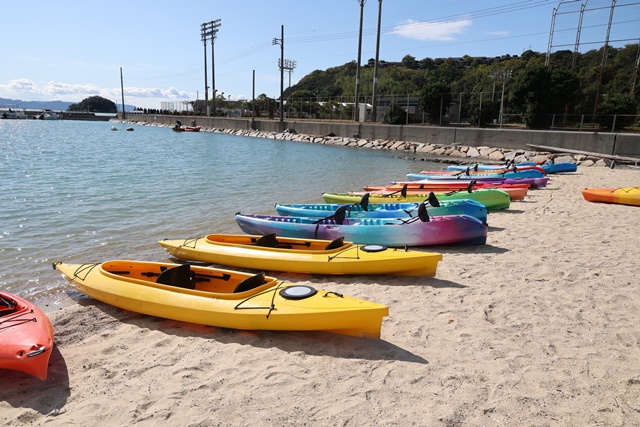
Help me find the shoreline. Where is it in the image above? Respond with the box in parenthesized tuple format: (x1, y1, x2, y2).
(121, 119, 625, 168)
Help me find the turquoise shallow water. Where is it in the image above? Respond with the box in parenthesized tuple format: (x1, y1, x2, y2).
(0, 119, 438, 312)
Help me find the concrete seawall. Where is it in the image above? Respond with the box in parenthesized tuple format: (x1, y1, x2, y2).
(121, 114, 640, 159)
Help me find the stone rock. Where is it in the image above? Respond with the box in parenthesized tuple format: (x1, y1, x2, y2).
(466, 147, 481, 158)
(488, 150, 506, 161)
(580, 159, 595, 167)
(554, 155, 575, 164)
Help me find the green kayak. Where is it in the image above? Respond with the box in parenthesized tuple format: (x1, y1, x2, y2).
(322, 189, 511, 211)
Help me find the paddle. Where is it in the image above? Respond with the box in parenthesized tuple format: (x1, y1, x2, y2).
(425, 191, 440, 207)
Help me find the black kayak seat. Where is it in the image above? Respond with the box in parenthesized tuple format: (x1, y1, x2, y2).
(256, 233, 278, 247)
(233, 272, 266, 293)
(157, 264, 196, 289)
(324, 237, 345, 250)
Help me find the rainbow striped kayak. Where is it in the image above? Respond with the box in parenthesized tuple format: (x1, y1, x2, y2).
(235, 211, 487, 247)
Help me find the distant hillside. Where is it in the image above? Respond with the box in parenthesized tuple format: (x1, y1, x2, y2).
(0, 97, 136, 111)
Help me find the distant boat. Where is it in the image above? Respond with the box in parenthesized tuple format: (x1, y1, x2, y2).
(38, 110, 60, 120)
(111, 126, 118, 131)
(1, 106, 27, 119)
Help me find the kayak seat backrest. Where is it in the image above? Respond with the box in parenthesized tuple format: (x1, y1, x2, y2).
(233, 272, 266, 293)
(324, 237, 345, 250)
(256, 233, 278, 247)
(157, 264, 196, 290)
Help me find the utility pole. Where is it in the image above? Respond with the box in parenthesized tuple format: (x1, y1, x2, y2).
(354, 0, 366, 122)
(210, 19, 221, 117)
(273, 25, 285, 124)
(120, 67, 126, 120)
(593, 0, 617, 118)
(201, 22, 209, 116)
(371, 0, 382, 122)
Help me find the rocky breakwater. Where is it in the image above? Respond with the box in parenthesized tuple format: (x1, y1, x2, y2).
(207, 127, 613, 167)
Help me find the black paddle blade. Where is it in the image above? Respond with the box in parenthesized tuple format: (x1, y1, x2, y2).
(358, 193, 370, 211)
(474, 164, 479, 172)
(401, 184, 408, 198)
(427, 191, 440, 207)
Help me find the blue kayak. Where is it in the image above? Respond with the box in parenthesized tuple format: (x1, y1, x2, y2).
(407, 168, 544, 181)
(446, 162, 577, 174)
(274, 198, 488, 223)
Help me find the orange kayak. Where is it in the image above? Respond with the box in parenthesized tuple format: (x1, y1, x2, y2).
(363, 184, 529, 201)
(581, 187, 640, 207)
(0, 293, 54, 380)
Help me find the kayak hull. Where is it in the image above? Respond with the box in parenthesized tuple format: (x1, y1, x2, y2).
(275, 199, 488, 223)
(581, 187, 640, 206)
(54, 261, 389, 338)
(0, 293, 54, 380)
(159, 234, 443, 277)
(235, 214, 488, 247)
(322, 189, 511, 211)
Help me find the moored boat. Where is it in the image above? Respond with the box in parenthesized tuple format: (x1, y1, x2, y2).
(53, 260, 388, 338)
(0, 293, 54, 380)
(322, 189, 511, 211)
(581, 187, 640, 207)
(159, 233, 443, 277)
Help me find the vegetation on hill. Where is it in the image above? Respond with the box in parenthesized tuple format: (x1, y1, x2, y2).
(68, 96, 117, 113)
(278, 45, 640, 128)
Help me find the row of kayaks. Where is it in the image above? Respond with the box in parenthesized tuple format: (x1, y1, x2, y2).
(1, 159, 578, 380)
(52, 163, 550, 343)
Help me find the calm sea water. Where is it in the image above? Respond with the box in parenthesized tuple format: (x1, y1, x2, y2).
(0, 119, 438, 312)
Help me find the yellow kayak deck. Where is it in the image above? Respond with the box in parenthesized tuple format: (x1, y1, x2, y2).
(54, 260, 388, 338)
(159, 233, 443, 277)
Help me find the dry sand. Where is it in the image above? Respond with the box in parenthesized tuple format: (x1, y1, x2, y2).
(2, 165, 640, 426)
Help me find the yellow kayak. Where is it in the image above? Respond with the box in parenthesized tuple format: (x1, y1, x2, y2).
(53, 260, 388, 338)
(159, 233, 443, 277)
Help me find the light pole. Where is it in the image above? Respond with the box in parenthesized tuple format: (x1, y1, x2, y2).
(498, 70, 513, 128)
(273, 25, 285, 124)
(201, 19, 221, 117)
(371, 0, 383, 122)
(354, 0, 366, 122)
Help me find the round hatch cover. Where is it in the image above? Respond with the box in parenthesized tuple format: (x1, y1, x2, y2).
(361, 244, 387, 252)
(279, 285, 318, 300)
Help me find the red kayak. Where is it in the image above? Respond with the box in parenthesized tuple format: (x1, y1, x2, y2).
(173, 126, 202, 132)
(0, 293, 54, 380)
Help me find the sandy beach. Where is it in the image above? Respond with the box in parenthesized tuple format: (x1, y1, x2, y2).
(2, 165, 640, 426)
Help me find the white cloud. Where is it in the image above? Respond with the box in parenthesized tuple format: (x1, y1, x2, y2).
(392, 19, 472, 42)
(0, 79, 192, 108)
(488, 30, 510, 37)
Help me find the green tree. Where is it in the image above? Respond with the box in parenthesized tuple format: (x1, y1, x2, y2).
(68, 96, 117, 113)
(418, 73, 452, 124)
(383, 101, 407, 125)
(510, 63, 580, 128)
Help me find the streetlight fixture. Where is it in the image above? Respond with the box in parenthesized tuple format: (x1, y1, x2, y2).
(201, 19, 222, 117)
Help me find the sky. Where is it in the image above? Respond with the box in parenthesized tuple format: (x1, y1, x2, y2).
(1, 0, 638, 109)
